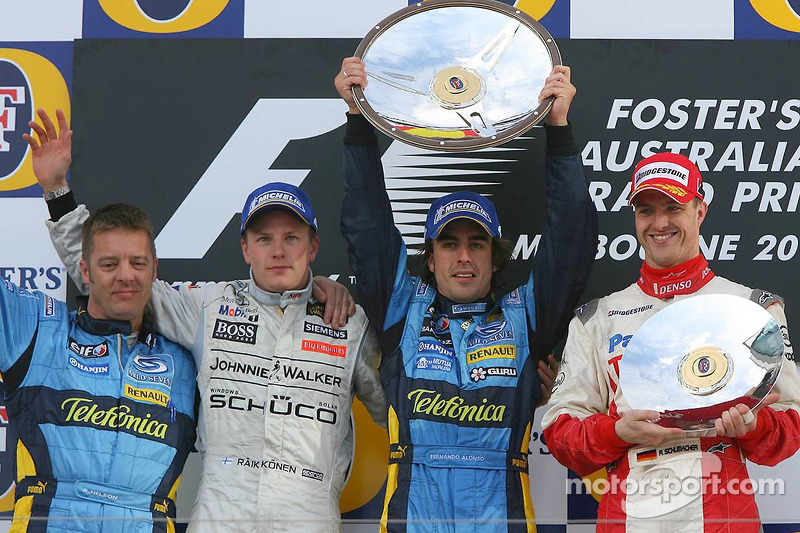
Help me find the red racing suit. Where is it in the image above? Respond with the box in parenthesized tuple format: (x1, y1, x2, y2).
(542, 275, 800, 532)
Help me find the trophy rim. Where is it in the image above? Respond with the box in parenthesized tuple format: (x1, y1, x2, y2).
(619, 294, 784, 430)
(352, 0, 562, 152)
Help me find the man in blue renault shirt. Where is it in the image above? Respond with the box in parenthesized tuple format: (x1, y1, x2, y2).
(0, 195, 196, 529)
(335, 59, 598, 532)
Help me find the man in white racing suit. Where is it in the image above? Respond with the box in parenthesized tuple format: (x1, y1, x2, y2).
(542, 151, 800, 532)
(31, 109, 387, 533)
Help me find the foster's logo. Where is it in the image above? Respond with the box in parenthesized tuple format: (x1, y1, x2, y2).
(90, 0, 236, 35)
(0, 48, 70, 195)
(448, 76, 464, 91)
(0, 266, 63, 292)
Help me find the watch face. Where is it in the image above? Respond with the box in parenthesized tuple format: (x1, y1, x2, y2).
(353, 0, 560, 151)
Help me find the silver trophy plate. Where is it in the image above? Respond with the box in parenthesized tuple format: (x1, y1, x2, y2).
(619, 294, 784, 430)
(352, 0, 560, 151)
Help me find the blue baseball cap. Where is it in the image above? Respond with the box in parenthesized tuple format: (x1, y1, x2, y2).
(240, 182, 318, 234)
(424, 191, 501, 240)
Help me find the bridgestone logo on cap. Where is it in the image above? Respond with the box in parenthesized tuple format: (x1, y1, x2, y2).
(634, 162, 690, 188)
(434, 201, 491, 225)
(250, 191, 304, 212)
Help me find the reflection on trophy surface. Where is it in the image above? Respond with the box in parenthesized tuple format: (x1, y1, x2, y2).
(352, 0, 561, 151)
(619, 294, 784, 430)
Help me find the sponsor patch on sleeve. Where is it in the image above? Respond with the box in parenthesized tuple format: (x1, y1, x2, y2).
(415, 281, 430, 297)
(44, 295, 55, 317)
(504, 289, 521, 305)
(752, 289, 784, 310)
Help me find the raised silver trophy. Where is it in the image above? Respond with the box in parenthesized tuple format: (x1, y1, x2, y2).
(619, 294, 785, 430)
(352, 0, 560, 151)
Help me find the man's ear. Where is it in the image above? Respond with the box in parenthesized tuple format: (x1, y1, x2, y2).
(80, 258, 90, 286)
(697, 201, 708, 227)
(240, 236, 251, 265)
(309, 235, 320, 262)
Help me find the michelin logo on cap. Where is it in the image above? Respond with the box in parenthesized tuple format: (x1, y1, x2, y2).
(240, 182, 318, 233)
(250, 191, 306, 213)
(433, 201, 492, 225)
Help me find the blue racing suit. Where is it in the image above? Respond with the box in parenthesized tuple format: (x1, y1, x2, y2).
(0, 281, 197, 533)
(340, 114, 597, 533)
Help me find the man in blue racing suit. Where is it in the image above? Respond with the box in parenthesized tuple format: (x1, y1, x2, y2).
(2, 122, 196, 532)
(335, 59, 598, 532)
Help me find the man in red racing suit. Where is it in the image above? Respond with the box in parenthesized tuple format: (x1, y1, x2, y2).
(542, 152, 800, 532)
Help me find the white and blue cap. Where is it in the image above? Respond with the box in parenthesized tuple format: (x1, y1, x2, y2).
(240, 182, 318, 234)
(424, 191, 501, 240)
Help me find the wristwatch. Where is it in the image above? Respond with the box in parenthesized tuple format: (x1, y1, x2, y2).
(43, 185, 71, 201)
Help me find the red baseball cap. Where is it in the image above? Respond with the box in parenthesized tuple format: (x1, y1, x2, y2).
(629, 152, 705, 205)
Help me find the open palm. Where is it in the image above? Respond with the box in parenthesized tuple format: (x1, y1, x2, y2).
(22, 108, 72, 190)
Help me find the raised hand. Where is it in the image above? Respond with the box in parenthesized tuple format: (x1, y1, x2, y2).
(22, 108, 72, 193)
(334, 57, 368, 114)
(538, 65, 576, 127)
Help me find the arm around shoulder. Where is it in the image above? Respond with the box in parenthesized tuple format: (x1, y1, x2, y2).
(46, 200, 89, 294)
(352, 311, 387, 428)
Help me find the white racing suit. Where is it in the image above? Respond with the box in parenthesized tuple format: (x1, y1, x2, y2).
(47, 204, 386, 533)
(542, 276, 800, 532)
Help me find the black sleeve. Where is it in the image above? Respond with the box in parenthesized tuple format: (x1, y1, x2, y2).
(340, 113, 404, 331)
(46, 191, 78, 222)
(530, 123, 598, 359)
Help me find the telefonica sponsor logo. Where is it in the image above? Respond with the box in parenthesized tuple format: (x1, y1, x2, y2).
(407, 389, 505, 423)
(60, 398, 168, 439)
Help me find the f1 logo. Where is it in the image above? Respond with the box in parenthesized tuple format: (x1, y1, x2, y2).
(154, 99, 345, 258)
